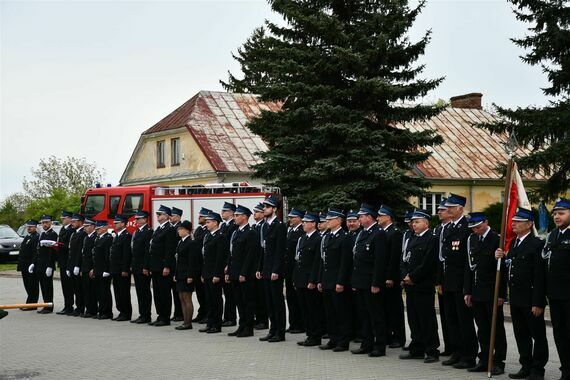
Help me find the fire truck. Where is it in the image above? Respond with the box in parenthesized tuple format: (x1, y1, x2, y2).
(80, 183, 283, 233)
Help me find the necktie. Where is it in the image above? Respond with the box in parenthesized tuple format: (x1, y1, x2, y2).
(512, 238, 520, 250)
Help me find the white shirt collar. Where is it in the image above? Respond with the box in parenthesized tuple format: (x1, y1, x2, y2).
(88, 231, 96, 237)
(76, 226, 84, 232)
(209, 227, 220, 235)
(481, 226, 491, 239)
(266, 215, 277, 224)
(138, 224, 147, 231)
(306, 230, 316, 238)
(181, 235, 189, 242)
(517, 231, 532, 243)
(159, 221, 169, 228)
(382, 223, 393, 231)
(238, 224, 247, 231)
(452, 215, 465, 226)
(416, 228, 429, 237)
(116, 228, 126, 236)
(365, 222, 377, 231)
(331, 227, 342, 235)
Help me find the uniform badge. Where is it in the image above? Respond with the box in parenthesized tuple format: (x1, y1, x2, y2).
(452, 241, 460, 251)
(365, 243, 370, 251)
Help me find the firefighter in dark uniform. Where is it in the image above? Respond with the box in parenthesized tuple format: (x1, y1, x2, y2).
(109, 214, 132, 321)
(130, 211, 153, 324)
(199, 211, 228, 334)
(56, 210, 75, 315)
(169, 207, 184, 322)
(544, 198, 570, 380)
(252, 203, 269, 330)
(463, 212, 506, 375)
(226, 205, 261, 337)
(346, 209, 362, 341)
(18, 219, 39, 309)
(149, 205, 176, 326)
(496, 208, 548, 380)
(351, 203, 389, 357)
(192, 207, 211, 324)
(318, 213, 329, 236)
(285, 208, 305, 334)
(317, 208, 353, 352)
(31, 214, 58, 314)
(80, 218, 98, 318)
(434, 199, 452, 356)
(257, 195, 288, 343)
(399, 209, 440, 363)
(93, 220, 113, 319)
(377, 205, 406, 348)
(68, 213, 87, 316)
(220, 202, 238, 327)
(294, 211, 325, 347)
(439, 194, 478, 369)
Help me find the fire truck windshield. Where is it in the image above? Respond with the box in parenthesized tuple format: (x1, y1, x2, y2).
(82, 194, 105, 217)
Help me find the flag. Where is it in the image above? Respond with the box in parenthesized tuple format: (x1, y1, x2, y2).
(505, 162, 533, 250)
(538, 202, 549, 234)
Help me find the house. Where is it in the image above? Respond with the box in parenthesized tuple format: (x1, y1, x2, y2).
(120, 91, 546, 213)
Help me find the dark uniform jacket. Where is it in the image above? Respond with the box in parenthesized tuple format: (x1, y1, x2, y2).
(68, 227, 87, 271)
(80, 232, 97, 273)
(543, 229, 570, 301)
(285, 225, 304, 278)
(319, 228, 352, 290)
(57, 225, 74, 269)
(18, 231, 39, 271)
(463, 229, 506, 302)
(131, 224, 153, 274)
(109, 229, 132, 275)
(506, 234, 546, 308)
(202, 229, 228, 279)
(259, 217, 287, 278)
(220, 219, 238, 241)
(228, 224, 261, 280)
(383, 224, 404, 283)
(293, 231, 321, 288)
(193, 225, 208, 245)
(93, 233, 113, 276)
(351, 223, 389, 289)
(438, 216, 470, 292)
(400, 229, 439, 293)
(149, 222, 176, 273)
(175, 236, 202, 282)
(34, 228, 58, 272)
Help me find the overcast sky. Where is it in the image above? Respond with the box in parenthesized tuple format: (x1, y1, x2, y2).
(0, 0, 550, 199)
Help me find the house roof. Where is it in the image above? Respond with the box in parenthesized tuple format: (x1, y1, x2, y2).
(139, 90, 543, 181)
(404, 107, 544, 181)
(143, 91, 281, 173)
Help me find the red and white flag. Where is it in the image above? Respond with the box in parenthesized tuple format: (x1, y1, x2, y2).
(505, 162, 533, 250)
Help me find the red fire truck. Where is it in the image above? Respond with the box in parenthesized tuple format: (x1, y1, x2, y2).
(80, 183, 282, 233)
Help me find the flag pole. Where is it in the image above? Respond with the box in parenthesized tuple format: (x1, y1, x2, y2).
(488, 133, 517, 378)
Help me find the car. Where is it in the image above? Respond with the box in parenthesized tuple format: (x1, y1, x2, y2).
(17, 222, 62, 238)
(0, 225, 24, 261)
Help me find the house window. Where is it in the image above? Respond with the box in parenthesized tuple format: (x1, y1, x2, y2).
(418, 193, 444, 215)
(171, 138, 180, 166)
(156, 140, 165, 168)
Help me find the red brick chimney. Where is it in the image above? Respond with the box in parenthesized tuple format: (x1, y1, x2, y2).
(450, 93, 483, 109)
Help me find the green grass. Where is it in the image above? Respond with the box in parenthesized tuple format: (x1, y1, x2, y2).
(0, 263, 17, 271)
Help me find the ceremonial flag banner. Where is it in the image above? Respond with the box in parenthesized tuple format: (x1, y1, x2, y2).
(505, 162, 533, 250)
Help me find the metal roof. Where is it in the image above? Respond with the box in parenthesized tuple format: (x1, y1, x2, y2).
(141, 91, 544, 181)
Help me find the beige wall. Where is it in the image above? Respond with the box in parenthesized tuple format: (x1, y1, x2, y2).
(123, 128, 214, 183)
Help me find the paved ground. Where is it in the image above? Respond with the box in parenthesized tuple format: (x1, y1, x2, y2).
(0, 276, 563, 380)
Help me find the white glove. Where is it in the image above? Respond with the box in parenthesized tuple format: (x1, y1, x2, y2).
(73, 267, 80, 276)
(28, 264, 34, 273)
(66, 270, 71, 277)
(40, 240, 57, 247)
(102, 272, 110, 278)
(46, 267, 53, 277)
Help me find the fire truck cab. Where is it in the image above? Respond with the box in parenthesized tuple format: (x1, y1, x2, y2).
(81, 183, 282, 233)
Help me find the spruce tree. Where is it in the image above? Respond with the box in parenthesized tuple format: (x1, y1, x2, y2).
(222, 0, 444, 211)
(479, 0, 569, 201)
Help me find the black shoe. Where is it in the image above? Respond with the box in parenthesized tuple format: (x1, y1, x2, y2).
(91, 314, 99, 319)
(297, 340, 306, 346)
(442, 356, 461, 366)
(115, 315, 130, 322)
(527, 374, 544, 380)
(399, 353, 424, 360)
(332, 345, 349, 352)
(137, 318, 151, 324)
(198, 317, 209, 324)
(368, 349, 386, 357)
(322, 333, 330, 339)
(56, 308, 71, 315)
(237, 329, 254, 338)
(199, 326, 211, 333)
(98, 314, 112, 320)
(111, 315, 120, 321)
(171, 316, 184, 322)
(353, 337, 363, 344)
(20, 307, 38, 311)
(319, 342, 336, 350)
(71, 310, 81, 317)
(228, 328, 243, 337)
(424, 356, 439, 363)
(254, 322, 268, 330)
(453, 361, 476, 370)
(468, 362, 487, 373)
(153, 320, 170, 327)
(492, 366, 505, 376)
(389, 342, 403, 349)
(509, 369, 531, 379)
(131, 317, 142, 324)
(175, 324, 193, 330)
(268, 335, 285, 343)
(351, 347, 372, 355)
(402, 345, 410, 351)
(304, 339, 321, 347)
(259, 334, 274, 341)
(288, 328, 305, 334)
(206, 327, 221, 334)
(440, 350, 452, 357)
(222, 320, 236, 327)
(37, 309, 53, 314)
(82, 313, 94, 318)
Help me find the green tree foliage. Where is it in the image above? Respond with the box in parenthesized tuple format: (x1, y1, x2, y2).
(24, 188, 81, 221)
(479, 0, 570, 201)
(223, 0, 444, 211)
(0, 200, 25, 229)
